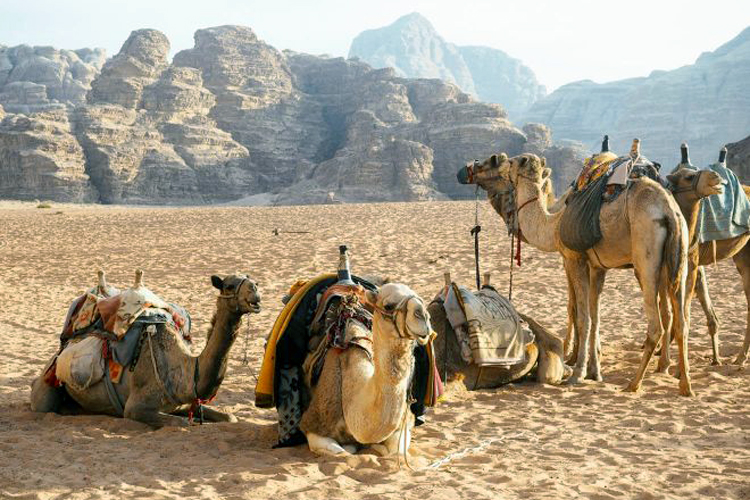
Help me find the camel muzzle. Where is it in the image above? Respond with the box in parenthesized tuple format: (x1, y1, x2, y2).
(457, 165, 473, 185)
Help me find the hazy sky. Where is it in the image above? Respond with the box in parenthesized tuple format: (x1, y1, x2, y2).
(1, 0, 749, 91)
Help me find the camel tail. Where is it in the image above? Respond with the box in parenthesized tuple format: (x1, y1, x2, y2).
(662, 212, 687, 295)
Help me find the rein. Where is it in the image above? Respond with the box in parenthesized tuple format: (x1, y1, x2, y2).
(371, 295, 424, 340)
(670, 169, 704, 195)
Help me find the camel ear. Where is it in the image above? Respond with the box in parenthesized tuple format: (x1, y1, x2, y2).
(518, 156, 529, 168)
(541, 157, 547, 169)
(542, 167, 551, 179)
(490, 154, 499, 169)
(211, 275, 224, 290)
(365, 289, 379, 307)
(666, 173, 678, 186)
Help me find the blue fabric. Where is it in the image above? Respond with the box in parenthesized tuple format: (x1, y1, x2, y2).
(697, 163, 750, 243)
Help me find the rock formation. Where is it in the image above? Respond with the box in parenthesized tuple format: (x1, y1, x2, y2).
(0, 44, 105, 114)
(727, 135, 750, 183)
(349, 13, 546, 120)
(0, 25, 579, 204)
(524, 27, 750, 167)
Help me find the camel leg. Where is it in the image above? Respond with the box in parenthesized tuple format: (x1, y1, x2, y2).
(564, 266, 579, 363)
(656, 285, 674, 373)
(626, 258, 663, 393)
(732, 246, 750, 365)
(171, 405, 238, 423)
(567, 258, 591, 384)
(694, 266, 721, 365)
(672, 268, 694, 396)
(305, 432, 351, 456)
(30, 375, 65, 413)
(586, 267, 606, 381)
(123, 396, 189, 428)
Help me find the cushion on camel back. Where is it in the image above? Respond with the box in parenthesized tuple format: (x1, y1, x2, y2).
(442, 284, 532, 367)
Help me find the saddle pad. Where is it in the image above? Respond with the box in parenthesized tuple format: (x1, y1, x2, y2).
(443, 284, 529, 367)
(56, 336, 105, 391)
(575, 152, 618, 190)
(698, 162, 750, 243)
(559, 174, 609, 252)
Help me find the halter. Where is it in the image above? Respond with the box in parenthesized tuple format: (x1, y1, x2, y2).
(669, 169, 705, 195)
(371, 294, 426, 340)
(217, 278, 255, 313)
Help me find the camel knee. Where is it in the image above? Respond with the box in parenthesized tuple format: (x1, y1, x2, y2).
(305, 432, 350, 456)
(30, 377, 63, 413)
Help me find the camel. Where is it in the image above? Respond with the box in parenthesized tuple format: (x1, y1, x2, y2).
(663, 145, 750, 367)
(30, 272, 261, 427)
(300, 283, 431, 456)
(428, 272, 570, 389)
(457, 151, 694, 396)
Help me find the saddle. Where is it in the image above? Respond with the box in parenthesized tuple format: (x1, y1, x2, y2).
(435, 283, 533, 367)
(561, 150, 663, 253)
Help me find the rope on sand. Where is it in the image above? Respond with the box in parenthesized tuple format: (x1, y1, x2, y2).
(425, 430, 539, 470)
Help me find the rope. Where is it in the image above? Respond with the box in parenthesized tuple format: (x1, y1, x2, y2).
(240, 316, 259, 384)
(471, 185, 482, 290)
(508, 231, 515, 302)
(424, 430, 539, 469)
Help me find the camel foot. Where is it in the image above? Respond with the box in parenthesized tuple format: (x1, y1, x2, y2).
(733, 355, 747, 366)
(585, 371, 603, 382)
(305, 433, 351, 456)
(711, 358, 722, 367)
(679, 385, 695, 397)
(566, 374, 586, 385)
(624, 382, 641, 393)
(655, 361, 671, 374)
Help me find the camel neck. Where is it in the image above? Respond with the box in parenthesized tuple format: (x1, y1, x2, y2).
(515, 180, 560, 253)
(676, 196, 702, 248)
(371, 327, 414, 390)
(195, 301, 242, 399)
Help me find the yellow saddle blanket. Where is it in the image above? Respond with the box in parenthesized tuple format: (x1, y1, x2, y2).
(575, 152, 618, 191)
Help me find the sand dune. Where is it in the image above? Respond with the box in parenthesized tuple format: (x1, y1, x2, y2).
(1, 201, 748, 499)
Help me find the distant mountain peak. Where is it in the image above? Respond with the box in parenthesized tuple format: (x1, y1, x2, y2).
(349, 13, 545, 120)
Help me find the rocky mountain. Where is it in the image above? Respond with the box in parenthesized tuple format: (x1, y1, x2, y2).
(349, 13, 546, 120)
(727, 134, 750, 183)
(524, 26, 750, 168)
(0, 44, 105, 114)
(0, 26, 582, 204)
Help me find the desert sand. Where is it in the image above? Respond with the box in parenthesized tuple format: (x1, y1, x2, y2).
(0, 200, 748, 499)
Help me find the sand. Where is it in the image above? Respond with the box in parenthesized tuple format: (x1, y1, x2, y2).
(0, 200, 748, 500)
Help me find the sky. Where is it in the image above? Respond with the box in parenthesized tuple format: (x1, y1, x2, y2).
(1, 0, 749, 91)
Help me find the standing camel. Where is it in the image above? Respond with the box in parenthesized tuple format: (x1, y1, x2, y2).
(665, 144, 750, 366)
(300, 283, 432, 456)
(457, 152, 694, 396)
(30, 272, 262, 426)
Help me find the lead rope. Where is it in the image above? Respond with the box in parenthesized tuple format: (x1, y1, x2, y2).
(508, 231, 515, 302)
(471, 185, 482, 290)
(240, 315, 259, 384)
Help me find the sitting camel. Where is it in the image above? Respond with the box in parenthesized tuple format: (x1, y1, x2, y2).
(428, 272, 570, 389)
(300, 283, 431, 456)
(663, 144, 750, 367)
(30, 272, 261, 427)
(457, 151, 694, 396)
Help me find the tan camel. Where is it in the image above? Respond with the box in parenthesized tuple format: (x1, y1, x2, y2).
(663, 147, 750, 367)
(428, 272, 570, 389)
(30, 272, 261, 427)
(457, 152, 694, 396)
(300, 283, 431, 456)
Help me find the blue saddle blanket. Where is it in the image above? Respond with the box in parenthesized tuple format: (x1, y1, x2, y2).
(698, 163, 750, 243)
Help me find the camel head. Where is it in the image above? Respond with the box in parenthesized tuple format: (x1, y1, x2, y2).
(366, 283, 431, 346)
(667, 167, 724, 205)
(211, 274, 262, 314)
(457, 153, 551, 192)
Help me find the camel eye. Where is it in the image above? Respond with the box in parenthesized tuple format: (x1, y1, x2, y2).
(384, 303, 395, 312)
(686, 174, 695, 180)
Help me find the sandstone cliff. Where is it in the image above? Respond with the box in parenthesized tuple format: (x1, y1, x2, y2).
(349, 13, 546, 120)
(524, 27, 750, 168)
(0, 44, 105, 114)
(0, 25, 579, 204)
(727, 135, 750, 183)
